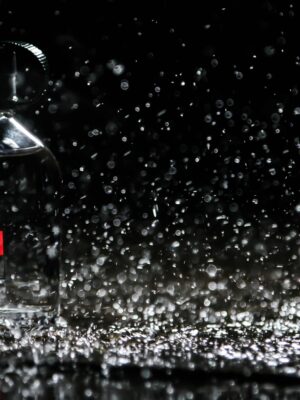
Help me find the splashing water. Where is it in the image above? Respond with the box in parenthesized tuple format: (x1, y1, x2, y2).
(2, 0, 300, 397)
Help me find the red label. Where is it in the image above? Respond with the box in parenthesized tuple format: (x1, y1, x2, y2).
(0, 231, 3, 256)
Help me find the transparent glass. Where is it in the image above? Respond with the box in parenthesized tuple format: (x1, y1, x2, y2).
(0, 112, 60, 319)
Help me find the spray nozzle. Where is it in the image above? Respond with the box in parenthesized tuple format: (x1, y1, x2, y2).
(0, 41, 48, 110)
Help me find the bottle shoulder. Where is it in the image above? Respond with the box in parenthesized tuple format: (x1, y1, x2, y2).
(0, 114, 44, 157)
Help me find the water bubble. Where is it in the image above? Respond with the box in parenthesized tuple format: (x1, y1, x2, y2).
(206, 264, 217, 277)
(264, 45, 276, 56)
(234, 71, 243, 80)
(293, 107, 300, 115)
(204, 194, 212, 203)
(120, 80, 129, 90)
(113, 64, 125, 75)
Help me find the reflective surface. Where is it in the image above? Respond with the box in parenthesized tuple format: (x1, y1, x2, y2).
(0, 365, 299, 400)
(0, 318, 299, 398)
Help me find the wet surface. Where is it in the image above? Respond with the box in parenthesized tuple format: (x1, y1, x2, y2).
(0, 318, 300, 375)
(4, 364, 300, 399)
(1, 317, 300, 396)
(0, 318, 300, 397)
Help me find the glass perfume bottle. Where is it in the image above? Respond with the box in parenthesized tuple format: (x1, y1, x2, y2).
(0, 41, 60, 319)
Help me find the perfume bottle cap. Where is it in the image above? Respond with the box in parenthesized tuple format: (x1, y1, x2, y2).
(0, 41, 48, 110)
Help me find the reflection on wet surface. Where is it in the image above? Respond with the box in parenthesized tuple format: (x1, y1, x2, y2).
(3, 365, 300, 399)
(0, 318, 300, 397)
(1, 356, 300, 399)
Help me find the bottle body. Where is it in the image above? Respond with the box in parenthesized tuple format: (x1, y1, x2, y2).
(0, 114, 60, 318)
